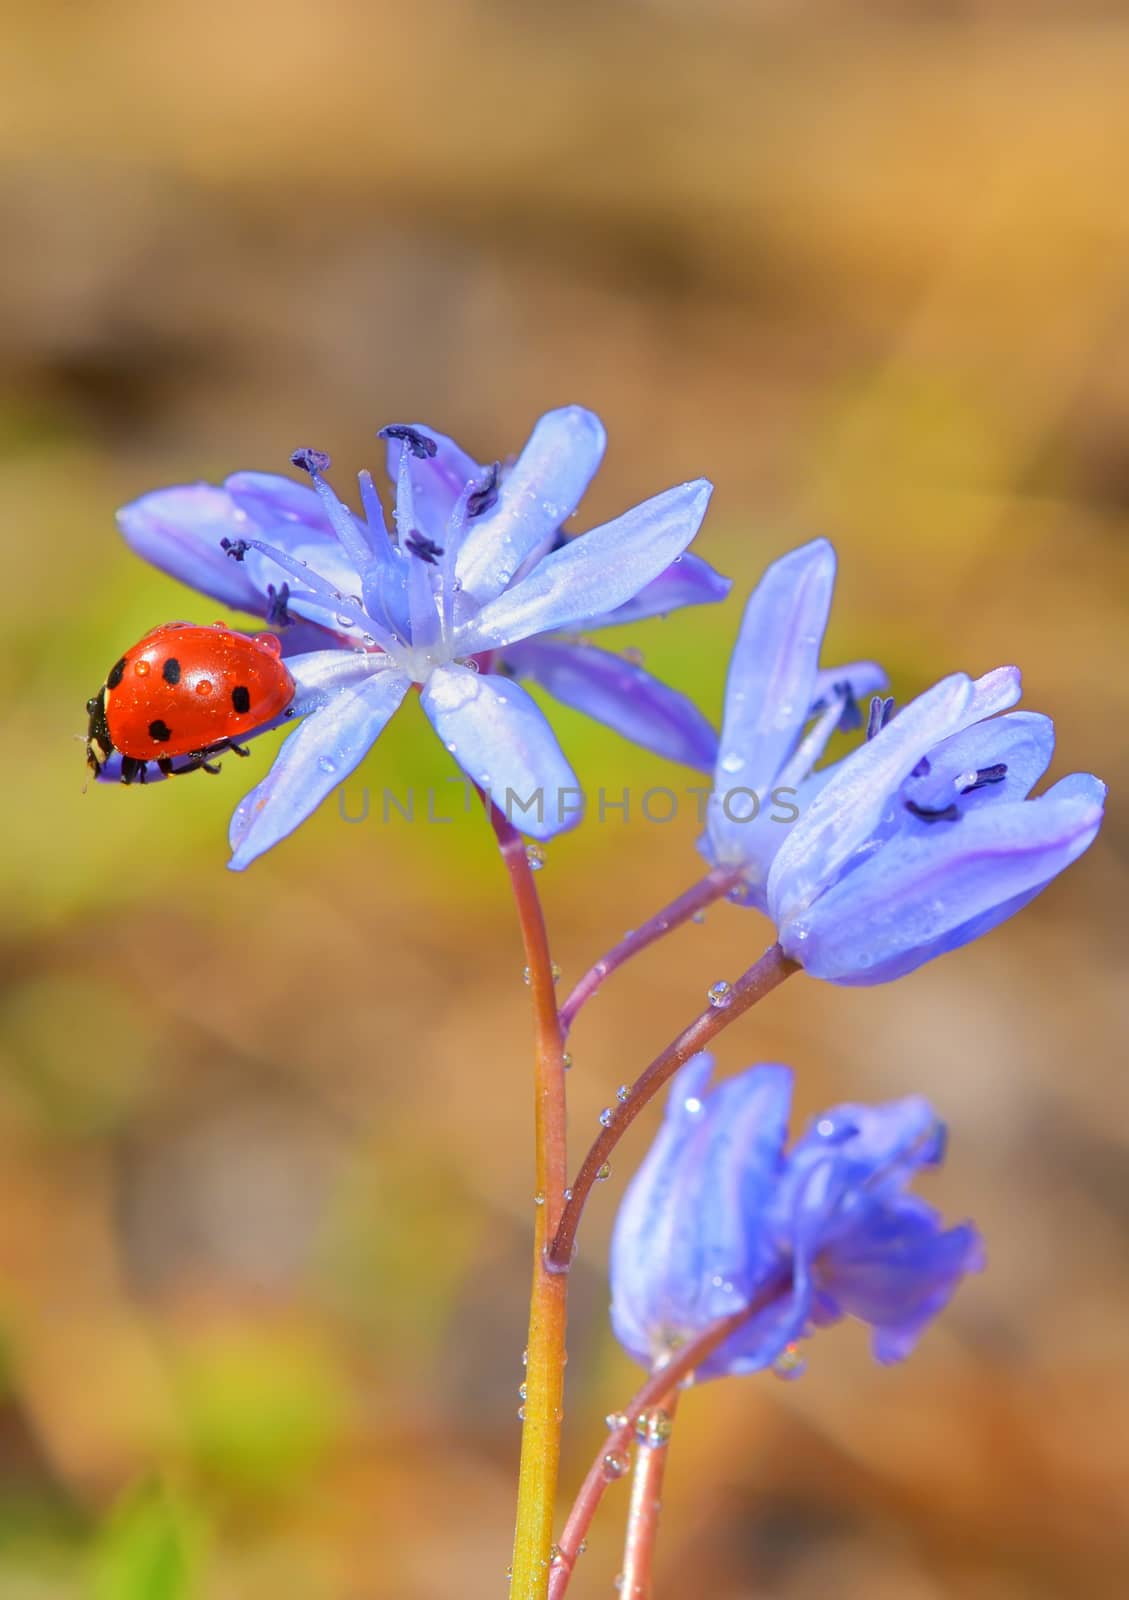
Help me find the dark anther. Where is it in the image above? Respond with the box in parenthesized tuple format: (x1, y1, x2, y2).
(866, 695, 896, 741)
(221, 537, 250, 562)
(905, 798, 960, 823)
(405, 531, 444, 564)
(959, 763, 1008, 794)
(291, 447, 332, 475)
(467, 461, 500, 519)
(379, 424, 438, 460)
(266, 582, 292, 626)
(911, 756, 931, 778)
(833, 680, 862, 734)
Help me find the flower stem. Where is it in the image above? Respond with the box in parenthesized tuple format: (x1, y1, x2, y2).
(546, 1270, 790, 1599)
(488, 805, 570, 1600)
(549, 944, 797, 1269)
(618, 1388, 682, 1599)
(559, 867, 740, 1038)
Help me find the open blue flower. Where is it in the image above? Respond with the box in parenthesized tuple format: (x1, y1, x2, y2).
(698, 539, 887, 905)
(116, 408, 724, 866)
(699, 539, 1105, 982)
(610, 1053, 982, 1379)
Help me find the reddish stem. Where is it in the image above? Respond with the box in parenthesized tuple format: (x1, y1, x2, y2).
(546, 1271, 790, 1599)
(618, 1387, 682, 1598)
(548, 944, 797, 1269)
(559, 866, 740, 1038)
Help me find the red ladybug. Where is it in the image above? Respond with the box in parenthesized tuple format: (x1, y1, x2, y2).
(86, 622, 296, 785)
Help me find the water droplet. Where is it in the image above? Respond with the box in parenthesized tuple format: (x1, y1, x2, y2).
(622, 645, 644, 666)
(522, 1348, 528, 1366)
(616, 1084, 630, 1103)
(525, 843, 546, 871)
(599, 1107, 614, 1128)
(563, 1187, 573, 1202)
(549, 1544, 562, 1566)
(505, 1565, 512, 1580)
(707, 979, 733, 1009)
(578, 1540, 587, 1556)
(595, 1162, 611, 1182)
(690, 908, 707, 925)
(335, 613, 356, 628)
(561, 1052, 573, 1071)
(551, 962, 562, 984)
(533, 1191, 546, 1207)
(602, 1448, 631, 1480)
(605, 1411, 628, 1430)
(318, 756, 338, 775)
(719, 752, 744, 775)
(518, 1382, 528, 1401)
(446, 741, 457, 754)
(517, 1404, 526, 1419)
(634, 1407, 674, 1447)
(772, 1341, 806, 1381)
(195, 678, 213, 697)
(134, 659, 151, 678)
(683, 1095, 704, 1116)
(522, 966, 532, 985)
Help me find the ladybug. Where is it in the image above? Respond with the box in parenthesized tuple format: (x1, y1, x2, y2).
(86, 622, 296, 784)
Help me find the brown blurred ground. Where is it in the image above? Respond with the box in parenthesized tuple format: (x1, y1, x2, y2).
(1, 3, 1128, 1596)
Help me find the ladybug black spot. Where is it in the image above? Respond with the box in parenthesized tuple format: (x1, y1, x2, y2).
(107, 657, 127, 690)
(148, 719, 172, 743)
(231, 685, 251, 714)
(162, 657, 181, 685)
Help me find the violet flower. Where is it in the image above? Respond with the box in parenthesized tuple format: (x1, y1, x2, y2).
(700, 540, 1105, 982)
(610, 1053, 983, 1379)
(116, 407, 724, 866)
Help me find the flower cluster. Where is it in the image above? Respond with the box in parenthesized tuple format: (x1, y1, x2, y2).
(611, 1053, 983, 1378)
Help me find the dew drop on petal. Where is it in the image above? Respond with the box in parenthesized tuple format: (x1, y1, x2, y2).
(707, 979, 733, 1009)
(318, 756, 338, 775)
(719, 752, 744, 775)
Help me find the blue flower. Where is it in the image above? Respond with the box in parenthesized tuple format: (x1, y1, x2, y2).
(609, 1053, 983, 1379)
(700, 539, 1105, 982)
(698, 539, 887, 905)
(116, 408, 724, 866)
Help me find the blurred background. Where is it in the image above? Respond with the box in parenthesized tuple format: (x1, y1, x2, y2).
(2, 2, 1127, 1595)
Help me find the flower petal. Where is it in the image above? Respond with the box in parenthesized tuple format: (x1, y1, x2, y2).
(767, 672, 976, 929)
(783, 772, 1106, 982)
(506, 639, 719, 771)
(609, 1057, 794, 1375)
(457, 479, 713, 654)
(224, 471, 335, 538)
(582, 550, 731, 628)
(455, 406, 607, 605)
(227, 667, 411, 870)
(707, 539, 837, 865)
(117, 485, 267, 612)
(419, 665, 581, 839)
(382, 424, 482, 549)
(901, 711, 1055, 817)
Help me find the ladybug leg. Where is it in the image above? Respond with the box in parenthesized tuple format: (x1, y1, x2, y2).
(230, 743, 251, 758)
(157, 757, 174, 777)
(119, 756, 142, 786)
